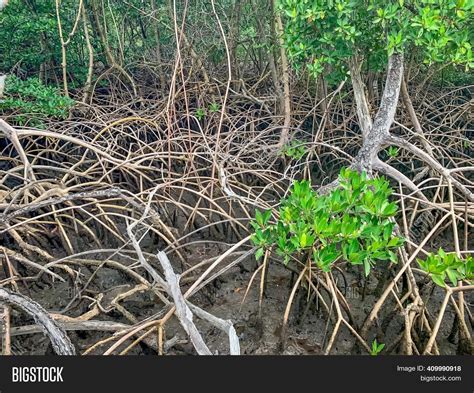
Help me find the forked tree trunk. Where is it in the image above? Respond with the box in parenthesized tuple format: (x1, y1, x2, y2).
(55, 0, 69, 97)
(352, 53, 404, 173)
(319, 53, 407, 195)
(346, 52, 472, 204)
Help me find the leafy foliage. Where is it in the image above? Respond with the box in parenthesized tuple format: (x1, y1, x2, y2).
(0, 0, 57, 75)
(279, 139, 307, 160)
(0, 0, 174, 88)
(371, 339, 385, 355)
(209, 102, 221, 113)
(0, 75, 74, 125)
(195, 103, 222, 120)
(278, 0, 474, 78)
(196, 108, 206, 121)
(417, 249, 474, 288)
(386, 146, 399, 158)
(251, 168, 404, 276)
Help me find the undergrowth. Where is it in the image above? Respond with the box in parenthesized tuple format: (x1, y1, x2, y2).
(0, 75, 74, 126)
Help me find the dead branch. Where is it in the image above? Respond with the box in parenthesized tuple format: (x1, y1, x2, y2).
(157, 251, 212, 355)
(0, 287, 75, 355)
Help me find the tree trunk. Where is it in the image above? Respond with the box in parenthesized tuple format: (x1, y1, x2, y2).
(320, 53, 405, 194)
(400, 76, 434, 158)
(274, 0, 292, 147)
(229, 0, 243, 91)
(349, 56, 373, 139)
(55, 0, 70, 97)
(151, 0, 166, 92)
(81, 3, 95, 103)
(0, 74, 6, 98)
(87, 0, 137, 95)
(353, 53, 404, 173)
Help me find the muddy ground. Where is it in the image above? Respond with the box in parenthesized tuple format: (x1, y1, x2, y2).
(6, 232, 471, 356)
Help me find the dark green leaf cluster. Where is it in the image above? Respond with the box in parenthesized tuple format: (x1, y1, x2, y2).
(279, 0, 474, 79)
(251, 168, 404, 276)
(0, 0, 57, 74)
(0, 0, 174, 87)
(0, 76, 75, 126)
(417, 249, 474, 288)
(279, 140, 307, 160)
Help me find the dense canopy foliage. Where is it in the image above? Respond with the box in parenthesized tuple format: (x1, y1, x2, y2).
(280, 0, 474, 78)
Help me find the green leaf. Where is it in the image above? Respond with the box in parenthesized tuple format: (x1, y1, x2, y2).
(255, 248, 265, 261)
(388, 251, 398, 264)
(446, 268, 459, 287)
(262, 209, 272, 225)
(371, 339, 385, 355)
(388, 237, 403, 248)
(431, 273, 447, 288)
(364, 259, 371, 277)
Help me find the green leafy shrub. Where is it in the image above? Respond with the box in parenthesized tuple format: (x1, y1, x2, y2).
(417, 249, 474, 288)
(279, 140, 307, 160)
(371, 339, 385, 355)
(0, 76, 74, 126)
(279, 0, 474, 80)
(196, 108, 206, 121)
(209, 102, 221, 113)
(251, 168, 404, 276)
(386, 146, 399, 159)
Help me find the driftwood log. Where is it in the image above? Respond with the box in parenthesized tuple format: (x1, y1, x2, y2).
(157, 251, 241, 355)
(0, 288, 76, 355)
